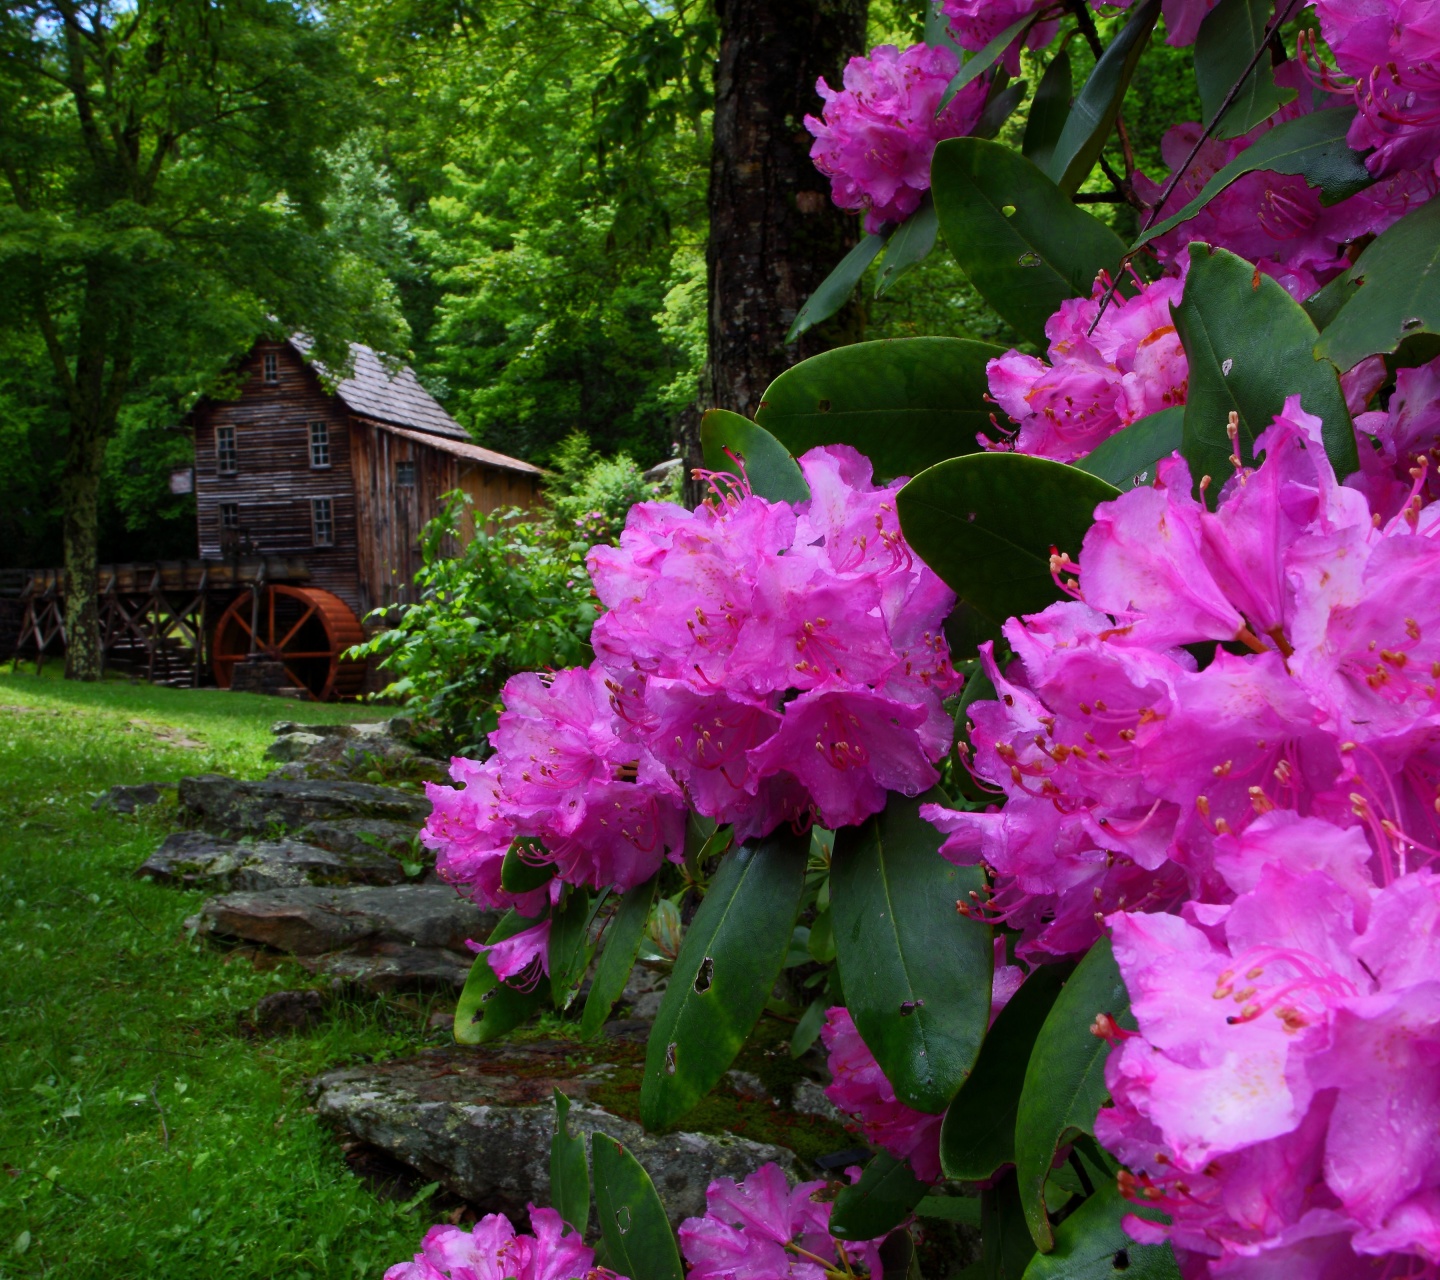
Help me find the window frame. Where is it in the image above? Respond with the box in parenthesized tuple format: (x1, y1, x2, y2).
(219, 502, 239, 532)
(262, 351, 279, 384)
(395, 460, 416, 488)
(215, 424, 238, 476)
(308, 420, 331, 470)
(311, 496, 335, 548)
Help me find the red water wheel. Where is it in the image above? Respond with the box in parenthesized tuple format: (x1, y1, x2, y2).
(212, 585, 366, 700)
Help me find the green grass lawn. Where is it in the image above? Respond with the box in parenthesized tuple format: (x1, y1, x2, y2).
(0, 669, 447, 1279)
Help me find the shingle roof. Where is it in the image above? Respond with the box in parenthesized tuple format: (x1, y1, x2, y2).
(376, 423, 543, 477)
(288, 337, 470, 441)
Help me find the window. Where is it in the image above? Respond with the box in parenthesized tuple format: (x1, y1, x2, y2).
(395, 460, 415, 487)
(262, 351, 279, 384)
(220, 503, 239, 531)
(215, 424, 237, 475)
(309, 421, 330, 469)
(312, 497, 334, 547)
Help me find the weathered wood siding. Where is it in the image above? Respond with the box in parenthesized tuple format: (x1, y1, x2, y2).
(193, 342, 364, 614)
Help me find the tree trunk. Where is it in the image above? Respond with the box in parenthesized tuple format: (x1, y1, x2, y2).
(61, 412, 106, 680)
(687, 0, 868, 492)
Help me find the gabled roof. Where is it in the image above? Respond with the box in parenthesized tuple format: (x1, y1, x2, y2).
(287, 336, 471, 441)
(376, 422, 542, 477)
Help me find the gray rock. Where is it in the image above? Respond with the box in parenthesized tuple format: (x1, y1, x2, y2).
(297, 818, 424, 863)
(252, 988, 325, 1035)
(792, 1080, 843, 1125)
(620, 965, 668, 1022)
(189, 884, 495, 956)
(264, 732, 329, 763)
(178, 774, 429, 835)
(137, 830, 406, 891)
(301, 942, 474, 993)
(310, 1043, 798, 1226)
(92, 782, 173, 814)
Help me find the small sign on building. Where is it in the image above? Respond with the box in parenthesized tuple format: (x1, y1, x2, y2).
(169, 467, 195, 495)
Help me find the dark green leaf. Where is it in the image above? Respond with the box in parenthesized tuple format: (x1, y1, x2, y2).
(1073, 407, 1184, 490)
(932, 138, 1126, 346)
(787, 232, 888, 342)
(881, 1228, 924, 1280)
(1302, 271, 1359, 332)
(876, 194, 939, 297)
(550, 1090, 590, 1234)
(582, 875, 659, 1039)
(640, 829, 809, 1130)
(501, 837, 555, 894)
(974, 77, 1029, 142)
(1175, 244, 1357, 492)
(1045, 0, 1160, 195)
(1015, 938, 1133, 1251)
(831, 791, 994, 1113)
(924, 0, 964, 58)
(551, 888, 606, 1011)
(699, 409, 810, 505)
(918, 1194, 983, 1226)
(897, 453, 1119, 628)
(790, 996, 828, 1058)
(1315, 198, 1440, 369)
(454, 910, 547, 1045)
(1194, 0, 1296, 140)
(1022, 51, 1073, 170)
(808, 908, 836, 963)
(592, 1134, 684, 1280)
(1132, 108, 1372, 252)
(941, 964, 1072, 1181)
(984, 1170, 1039, 1280)
(754, 337, 1004, 480)
(939, 16, 1033, 109)
(1022, 1181, 1179, 1279)
(830, 1152, 930, 1240)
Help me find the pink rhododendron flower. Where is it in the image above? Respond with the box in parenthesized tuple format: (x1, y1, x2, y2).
(821, 1007, 943, 1182)
(939, 0, 1059, 73)
(589, 446, 960, 841)
(386, 1206, 616, 1280)
(1351, 354, 1440, 520)
(1096, 850, 1440, 1277)
(678, 1163, 887, 1280)
(985, 274, 1188, 462)
(806, 43, 987, 232)
(468, 918, 552, 985)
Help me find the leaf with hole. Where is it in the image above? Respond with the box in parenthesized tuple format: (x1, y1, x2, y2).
(876, 194, 939, 297)
(1022, 51, 1073, 170)
(941, 963, 1072, 1181)
(754, 337, 1003, 480)
(1194, 0, 1297, 140)
(1021, 1180, 1180, 1278)
(1014, 938, 1134, 1251)
(699, 409, 809, 504)
(831, 791, 993, 1113)
(582, 875, 659, 1038)
(550, 1090, 590, 1234)
(1314, 198, 1440, 370)
(592, 1134, 684, 1280)
(897, 453, 1119, 629)
(454, 910, 548, 1045)
(1044, 0, 1160, 195)
(1175, 244, 1357, 494)
(932, 138, 1126, 347)
(787, 232, 888, 342)
(1073, 407, 1184, 490)
(830, 1152, 930, 1241)
(640, 828, 808, 1130)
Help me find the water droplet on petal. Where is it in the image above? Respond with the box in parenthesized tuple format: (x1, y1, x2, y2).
(1017, 251, 1042, 267)
(1222, 358, 1234, 375)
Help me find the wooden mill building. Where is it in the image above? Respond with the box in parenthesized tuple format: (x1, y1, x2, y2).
(190, 336, 542, 618)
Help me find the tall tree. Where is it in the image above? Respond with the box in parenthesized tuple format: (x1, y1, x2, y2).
(0, 0, 405, 679)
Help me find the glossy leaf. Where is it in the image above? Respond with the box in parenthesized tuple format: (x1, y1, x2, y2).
(754, 337, 1003, 480)
(550, 888, 606, 1011)
(1302, 271, 1359, 332)
(932, 138, 1126, 346)
(640, 829, 808, 1130)
(938, 15, 1032, 109)
(1022, 1181, 1179, 1279)
(830, 1152, 930, 1241)
(1175, 244, 1357, 492)
(831, 791, 993, 1113)
(592, 1134, 684, 1280)
(1044, 0, 1160, 195)
(984, 1171, 1039, 1280)
(786, 232, 887, 342)
(1315, 198, 1440, 369)
(790, 996, 828, 1058)
(1132, 108, 1372, 252)
(1073, 406, 1184, 490)
(699, 409, 810, 504)
(941, 964, 1072, 1181)
(917, 1194, 983, 1226)
(582, 875, 659, 1038)
(1022, 51, 1073, 170)
(897, 453, 1120, 629)
(974, 77, 1029, 143)
(501, 838, 555, 894)
(1194, 0, 1296, 140)
(876, 194, 939, 297)
(550, 1090, 590, 1234)
(1014, 938, 1134, 1251)
(454, 910, 545, 1045)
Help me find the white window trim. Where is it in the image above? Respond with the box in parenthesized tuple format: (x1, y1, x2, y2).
(215, 424, 237, 476)
(262, 351, 279, 384)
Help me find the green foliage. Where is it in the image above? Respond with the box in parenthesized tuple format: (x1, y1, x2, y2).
(830, 1152, 931, 1241)
(592, 1136, 684, 1280)
(546, 432, 680, 545)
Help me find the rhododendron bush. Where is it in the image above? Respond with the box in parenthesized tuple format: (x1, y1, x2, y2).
(387, 2, 1440, 1279)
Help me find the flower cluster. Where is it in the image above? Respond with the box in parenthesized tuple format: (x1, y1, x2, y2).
(679, 1163, 887, 1280)
(821, 1007, 943, 1182)
(939, 0, 1058, 72)
(386, 1207, 617, 1280)
(805, 43, 987, 232)
(1353, 353, 1440, 520)
(588, 446, 960, 841)
(985, 272, 1188, 463)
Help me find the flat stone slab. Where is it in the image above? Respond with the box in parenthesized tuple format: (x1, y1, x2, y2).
(299, 941, 473, 993)
(297, 818, 425, 862)
(310, 1043, 798, 1227)
(188, 884, 495, 956)
(178, 774, 429, 835)
(138, 831, 406, 891)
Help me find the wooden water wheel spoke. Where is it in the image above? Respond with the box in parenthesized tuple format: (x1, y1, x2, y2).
(275, 604, 318, 652)
(212, 585, 365, 701)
